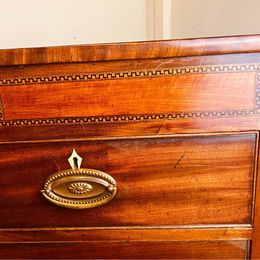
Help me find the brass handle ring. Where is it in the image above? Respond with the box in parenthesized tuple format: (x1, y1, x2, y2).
(41, 150, 117, 209)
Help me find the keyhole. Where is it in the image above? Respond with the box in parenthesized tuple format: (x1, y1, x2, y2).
(73, 157, 78, 169)
(68, 149, 82, 169)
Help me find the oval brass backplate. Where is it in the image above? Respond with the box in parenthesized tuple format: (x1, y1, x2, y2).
(41, 168, 117, 209)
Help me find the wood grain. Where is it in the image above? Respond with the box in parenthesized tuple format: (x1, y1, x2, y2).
(0, 133, 255, 228)
(0, 240, 249, 259)
(1, 52, 260, 79)
(0, 51, 259, 131)
(1, 118, 260, 143)
(0, 34, 260, 66)
(0, 226, 252, 243)
(0, 71, 255, 121)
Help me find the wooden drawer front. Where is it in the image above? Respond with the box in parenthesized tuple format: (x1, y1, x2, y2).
(0, 70, 255, 120)
(0, 60, 258, 127)
(0, 133, 255, 228)
(0, 240, 249, 259)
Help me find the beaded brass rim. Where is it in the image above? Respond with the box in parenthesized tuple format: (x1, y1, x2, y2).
(41, 168, 117, 209)
(41, 150, 117, 209)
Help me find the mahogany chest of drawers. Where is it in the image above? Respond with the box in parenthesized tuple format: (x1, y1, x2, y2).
(0, 35, 260, 259)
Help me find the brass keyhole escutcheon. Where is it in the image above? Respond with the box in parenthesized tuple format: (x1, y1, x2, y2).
(41, 150, 117, 209)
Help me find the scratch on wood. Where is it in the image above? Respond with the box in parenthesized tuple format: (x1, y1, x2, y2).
(174, 153, 186, 168)
(81, 123, 88, 135)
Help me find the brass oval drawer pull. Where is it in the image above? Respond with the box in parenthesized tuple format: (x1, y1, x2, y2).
(41, 149, 117, 209)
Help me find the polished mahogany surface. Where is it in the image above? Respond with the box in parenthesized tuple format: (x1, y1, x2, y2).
(0, 35, 260, 258)
(0, 67, 255, 121)
(0, 34, 260, 65)
(0, 133, 256, 228)
(0, 241, 249, 259)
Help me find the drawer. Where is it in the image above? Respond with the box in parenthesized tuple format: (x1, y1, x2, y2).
(0, 61, 257, 127)
(0, 240, 249, 259)
(0, 132, 256, 228)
